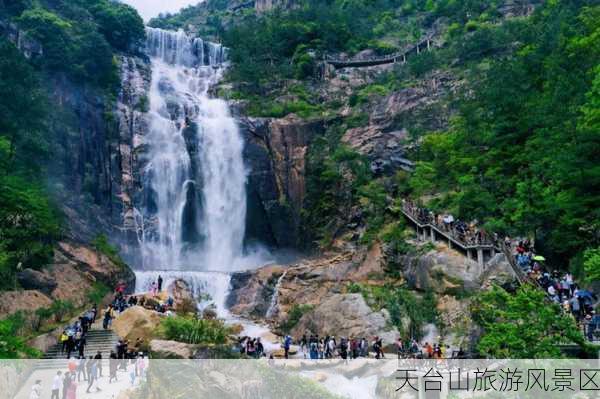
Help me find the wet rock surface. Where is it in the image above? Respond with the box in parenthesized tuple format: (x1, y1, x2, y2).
(240, 115, 326, 247)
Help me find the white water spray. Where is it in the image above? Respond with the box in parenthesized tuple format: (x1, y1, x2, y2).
(138, 28, 252, 271)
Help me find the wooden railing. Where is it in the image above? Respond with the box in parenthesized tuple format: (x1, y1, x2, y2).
(400, 202, 532, 284)
(325, 33, 435, 69)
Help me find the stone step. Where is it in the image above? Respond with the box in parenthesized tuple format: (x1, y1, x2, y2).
(43, 327, 120, 359)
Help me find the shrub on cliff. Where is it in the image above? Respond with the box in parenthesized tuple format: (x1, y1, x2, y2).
(279, 304, 314, 333)
(0, 313, 41, 358)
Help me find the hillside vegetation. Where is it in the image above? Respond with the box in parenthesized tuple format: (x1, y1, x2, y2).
(153, 0, 600, 278)
(0, 0, 144, 289)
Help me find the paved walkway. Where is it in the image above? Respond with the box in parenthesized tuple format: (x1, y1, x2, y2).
(14, 359, 141, 399)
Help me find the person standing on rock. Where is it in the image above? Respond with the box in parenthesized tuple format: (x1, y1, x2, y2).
(256, 338, 264, 358)
(158, 275, 163, 292)
(328, 336, 336, 358)
(362, 337, 369, 357)
(51, 371, 62, 399)
(339, 338, 348, 360)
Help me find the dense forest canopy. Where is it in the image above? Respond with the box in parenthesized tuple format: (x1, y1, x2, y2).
(182, 0, 600, 279)
(0, 0, 145, 289)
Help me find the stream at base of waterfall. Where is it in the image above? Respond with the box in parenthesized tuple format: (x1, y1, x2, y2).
(132, 27, 281, 356)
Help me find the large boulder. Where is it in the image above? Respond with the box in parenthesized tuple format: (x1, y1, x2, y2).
(16, 268, 57, 294)
(291, 293, 399, 344)
(169, 279, 197, 313)
(113, 306, 163, 344)
(394, 245, 482, 294)
(150, 339, 196, 359)
(228, 265, 285, 318)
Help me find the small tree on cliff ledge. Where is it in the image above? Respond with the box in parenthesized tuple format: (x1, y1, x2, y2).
(471, 285, 586, 358)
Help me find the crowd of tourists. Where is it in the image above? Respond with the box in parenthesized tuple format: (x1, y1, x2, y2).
(508, 240, 599, 341)
(58, 305, 98, 359)
(402, 199, 599, 342)
(402, 199, 494, 246)
(294, 334, 387, 360)
(29, 353, 148, 399)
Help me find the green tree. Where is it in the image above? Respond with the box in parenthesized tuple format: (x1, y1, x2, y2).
(472, 285, 585, 358)
(0, 40, 47, 173)
(0, 313, 41, 358)
(582, 248, 600, 285)
(90, 1, 145, 51)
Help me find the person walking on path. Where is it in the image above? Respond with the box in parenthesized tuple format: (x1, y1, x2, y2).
(86, 357, 102, 393)
(95, 351, 103, 377)
(62, 372, 71, 399)
(76, 357, 86, 382)
(103, 305, 115, 330)
(158, 275, 163, 292)
(66, 378, 77, 399)
(51, 371, 62, 399)
(109, 352, 118, 383)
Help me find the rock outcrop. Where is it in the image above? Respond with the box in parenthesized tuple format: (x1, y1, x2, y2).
(291, 293, 400, 343)
(255, 0, 297, 12)
(169, 279, 198, 312)
(150, 339, 196, 359)
(113, 306, 164, 344)
(0, 241, 135, 319)
(16, 269, 57, 294)
(228, 247, 388, 323)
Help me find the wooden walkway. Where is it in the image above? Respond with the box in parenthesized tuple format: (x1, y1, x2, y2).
(400, 203, 528, 284)
(325, 34, 434, 69)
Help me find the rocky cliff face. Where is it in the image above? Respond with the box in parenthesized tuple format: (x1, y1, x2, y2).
(226, 241, 513, 344)
(255, 0, 297, 12)
(113, 56, 152, 262)
(0, 241, 135, 319)
(45, 55, 151, 262)
(240, 115, 326, 247)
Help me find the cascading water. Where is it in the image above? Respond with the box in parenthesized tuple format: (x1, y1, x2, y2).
(138, 27, 247, 272)
(132, 27, 275, 347)
(134, 27, 273, 322)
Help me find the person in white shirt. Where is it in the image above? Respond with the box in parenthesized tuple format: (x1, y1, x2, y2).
(51, 371, 62, 399)
(29, 380, 42, 399)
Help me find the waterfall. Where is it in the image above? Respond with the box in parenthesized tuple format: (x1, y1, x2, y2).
(266, 271, 287, 318)
(139, 27, 247, 272)
(135, 270, 232, 317)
